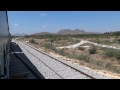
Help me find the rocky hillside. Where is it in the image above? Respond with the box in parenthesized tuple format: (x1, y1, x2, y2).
(13, 33, 27, 36)
(57, 29, 95, 35)
(31, 29, 98, 35)
(33, 32, 55, 35)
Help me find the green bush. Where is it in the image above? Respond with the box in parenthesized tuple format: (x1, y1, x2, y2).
(102, 40, 111, 44)
(89, 45, 97, 54)
(29, 39, 37, 44)
(77, 54, 90, 62)
(100, 47, 107, 51)
(73, 38, 80, 43)
(114, 50, 120, 60)
(90, 38, 100, 43)
(78, 47, 85, 51)
(115, 36, 118, 38)
(104, 48, 120, 60)
(44, 43, 66, 55)
(104, 49, 114, 57)
(43, 43, 55, 50)
(57, 49, 65, 56)
(44, 43, 51, 49)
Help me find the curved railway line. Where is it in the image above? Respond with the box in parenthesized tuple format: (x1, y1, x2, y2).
(16, 40, 98, 79)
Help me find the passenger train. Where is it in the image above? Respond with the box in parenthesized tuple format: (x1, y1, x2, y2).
(0, 11, 11, 79)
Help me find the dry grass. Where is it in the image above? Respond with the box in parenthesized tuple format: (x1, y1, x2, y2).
(80, 43, 94, 47)
(20, 37, 120, 74)
(89, 37, 120, 46)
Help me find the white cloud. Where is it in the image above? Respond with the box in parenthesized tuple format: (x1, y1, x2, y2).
(42, 26, 46, 28)
(41, 13, 46, 16)
(13, 23, 18, 28)
(14, 23, 18, 26)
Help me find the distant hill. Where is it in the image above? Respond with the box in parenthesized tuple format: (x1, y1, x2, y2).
(31, 29, 100, 36)
(32, 32, 55, 35)
(57, 29, 96, 35)
(13, 33, 27, 36)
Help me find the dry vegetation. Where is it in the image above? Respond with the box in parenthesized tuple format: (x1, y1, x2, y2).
(88, 37, 120, 46)
(19, 35, 120, 75)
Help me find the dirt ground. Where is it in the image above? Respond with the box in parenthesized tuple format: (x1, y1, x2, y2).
(48, 51, 120, 79)
(20, 37, 120, 79)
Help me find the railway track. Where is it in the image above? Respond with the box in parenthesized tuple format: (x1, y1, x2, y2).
(9, 42, 45, 79)
(16, 41, 97, 79)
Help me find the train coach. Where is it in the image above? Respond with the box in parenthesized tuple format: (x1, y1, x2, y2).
(0, 11, 11, 79)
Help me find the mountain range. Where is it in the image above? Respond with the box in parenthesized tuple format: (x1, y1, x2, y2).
(13, 29, 101, 36)
(32, 29, 99, 35)
(13, 33, 27, 36)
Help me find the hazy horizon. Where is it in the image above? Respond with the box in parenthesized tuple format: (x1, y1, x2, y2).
(8, 11, 120, 35)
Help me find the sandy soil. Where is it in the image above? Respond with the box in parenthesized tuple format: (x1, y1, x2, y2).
(57, 39, 120, 50)
(22, 39, 120, 79)
(48, 51, 120, 79)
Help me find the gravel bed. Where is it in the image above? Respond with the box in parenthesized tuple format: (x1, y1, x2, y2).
(17, 42, 62, 79)
(18, 41, 91, 79)
(17, 41, 112, 79)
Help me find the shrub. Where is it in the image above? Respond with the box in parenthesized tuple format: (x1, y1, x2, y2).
(91, 38, 100, 43)
(115, 36, 118, 38)
(57, 49, 65, 56)
(89, 45, 97, 54)
(118, 41, 120, 44)
(43, 43, 66, 55)
(77, 54, 90, 62)
(78, 47, 85, 51)
(73, 38, 80, 43)
(100, 47, 107, 51)
(114, 50, 120, 60)
(104, 49, 116, 57)
(104, 48, 120, 60)
(43, 43, 51, 49)
(29, 39, 37, 44)
(102, 40, 111, 44)
(43, 43, 56, 51)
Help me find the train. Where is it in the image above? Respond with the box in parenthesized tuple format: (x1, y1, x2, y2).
(0, 11, 11, 79)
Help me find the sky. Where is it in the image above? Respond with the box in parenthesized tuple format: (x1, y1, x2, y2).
(8, 11, 120, 35)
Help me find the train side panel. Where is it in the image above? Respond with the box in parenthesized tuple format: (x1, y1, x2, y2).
(0, 11, 10, 79)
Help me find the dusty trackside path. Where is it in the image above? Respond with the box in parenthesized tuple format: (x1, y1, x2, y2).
(57, 39, 120, 49)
